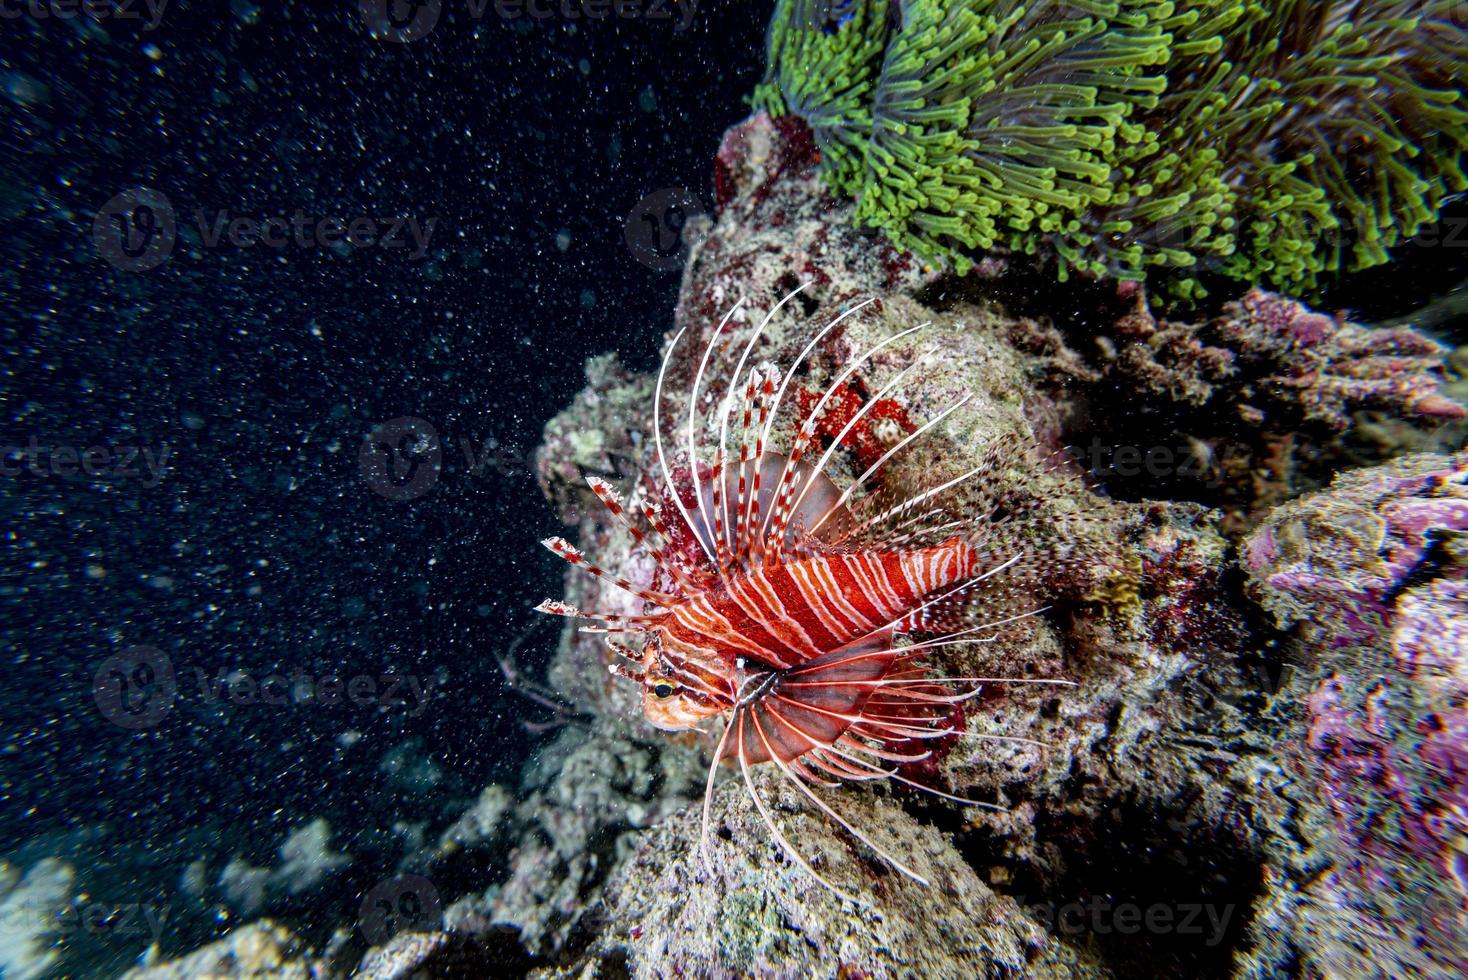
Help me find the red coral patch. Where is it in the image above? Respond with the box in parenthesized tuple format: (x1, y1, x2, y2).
(795, 382, 917, 472)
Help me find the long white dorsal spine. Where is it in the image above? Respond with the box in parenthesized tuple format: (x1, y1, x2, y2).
(749, 297, 877, 564)
(653, 324, 713, 566)
(807, 393, 973, 539)
(686, 297, 749, 578)
(764, 321, 932, 561)
(780, 352, 929, 537)
(713, 282, 810, 561)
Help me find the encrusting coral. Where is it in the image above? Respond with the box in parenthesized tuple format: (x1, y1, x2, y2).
(753, 0, 1468, 299)
(1242, 452, 1468, 977)
(1108, 287, 1466, 431)
(110, 34, 1468, 980)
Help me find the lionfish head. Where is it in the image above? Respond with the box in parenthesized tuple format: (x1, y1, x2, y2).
(637, 635, 735, 732)
(534, 594, 735, 731)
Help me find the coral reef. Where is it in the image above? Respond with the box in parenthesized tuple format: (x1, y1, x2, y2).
(584, 786, 1108, 978)
(436, 783, 514, 856)
(487, 109, 1464, 977)
(119, 921, 316, 980)
(352, 928, 539, 979)
(217, 819, 352, 918)
(1109, 288, 1465, 431)
(987, 274, 1466, 528)
(468, 728, 706, 956)
(116, 104, 1466, 980)
(1240, 451, 1468, 977)
(1244, 451, 1468, 647)
(753, 1, 1468, 297)
(472, 111, 1279, 977)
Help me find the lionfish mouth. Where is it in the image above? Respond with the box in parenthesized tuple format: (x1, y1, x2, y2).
(535, 280, 1081, 905)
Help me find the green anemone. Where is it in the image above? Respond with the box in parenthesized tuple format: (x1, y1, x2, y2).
(752, 0, 1468, 300)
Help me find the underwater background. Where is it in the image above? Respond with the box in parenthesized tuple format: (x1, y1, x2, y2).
(2, 2, 765, 974)
(2, 1, 1466, 978)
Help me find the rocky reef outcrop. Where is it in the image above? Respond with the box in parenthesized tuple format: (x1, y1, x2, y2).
(1240, 451, 1468, 977)
(123, 111, 1465, 979)
(463, 112, 1463, 978)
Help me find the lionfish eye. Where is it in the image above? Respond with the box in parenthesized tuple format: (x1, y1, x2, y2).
(652, 682, 675, 700)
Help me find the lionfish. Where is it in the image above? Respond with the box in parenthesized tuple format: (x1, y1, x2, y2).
(536, 283, 1076, 903)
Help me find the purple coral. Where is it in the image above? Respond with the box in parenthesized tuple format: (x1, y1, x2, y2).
(1112, 288, 1465, 432)
(1244, 452, 1468, 648)
(1247, 452, 1468, 969)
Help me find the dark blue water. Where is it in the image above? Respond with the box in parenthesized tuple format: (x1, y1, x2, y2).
(1, 1, 764, 971)
(2, 2, 1466, 976)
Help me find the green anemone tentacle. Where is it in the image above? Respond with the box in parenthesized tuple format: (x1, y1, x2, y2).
(752, 0, 1468, 301)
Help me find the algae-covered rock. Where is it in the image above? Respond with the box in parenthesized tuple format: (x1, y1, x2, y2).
(1241, 452, 1468, 977)
(586, 782, 1108, 979)
(1110, 288, 1464, 432)
(491, 109, 1467, 979)
(118, 921, 312, 980)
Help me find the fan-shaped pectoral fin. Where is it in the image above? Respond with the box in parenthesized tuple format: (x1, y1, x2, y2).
(738, 628, 897, 765)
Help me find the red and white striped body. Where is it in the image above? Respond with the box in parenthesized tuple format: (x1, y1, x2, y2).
(664, 538, 976, 671)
